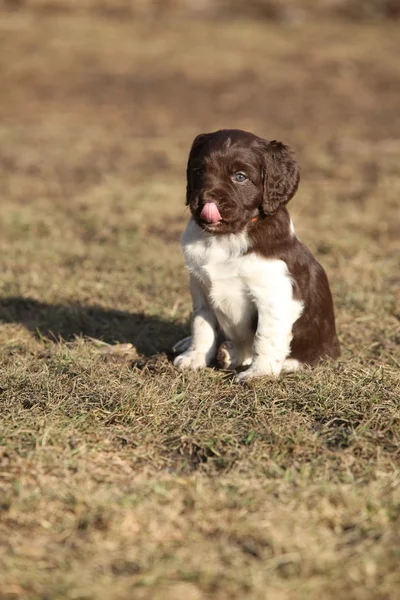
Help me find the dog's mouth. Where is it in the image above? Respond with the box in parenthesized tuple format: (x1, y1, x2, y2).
(191, 201, 235, 233)
(201, 221, 224, 233)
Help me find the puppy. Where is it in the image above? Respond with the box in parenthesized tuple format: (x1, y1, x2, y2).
(173, 129, 340, 381)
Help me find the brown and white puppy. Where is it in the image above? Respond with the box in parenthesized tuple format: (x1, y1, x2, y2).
(173, 129, 340, 381)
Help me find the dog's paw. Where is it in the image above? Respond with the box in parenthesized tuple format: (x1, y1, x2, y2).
(217, 341, 253, 370)
(172, 336, 192, 354)
(282, 358, 302, 372)
(217, 341, 238, 370)
(173, 351, 207, 370)
(234, 363, 281, 382)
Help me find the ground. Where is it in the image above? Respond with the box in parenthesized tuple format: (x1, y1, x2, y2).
(0, 6, 400, 600)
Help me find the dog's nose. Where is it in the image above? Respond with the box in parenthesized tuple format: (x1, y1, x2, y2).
(201, 191, 218, 205)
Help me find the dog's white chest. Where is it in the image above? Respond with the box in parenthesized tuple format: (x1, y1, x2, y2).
(182, 219, 248, 292)
(181, 219, 302, 342)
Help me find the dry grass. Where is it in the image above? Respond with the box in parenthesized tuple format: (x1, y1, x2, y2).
(0, 7, 400, 600)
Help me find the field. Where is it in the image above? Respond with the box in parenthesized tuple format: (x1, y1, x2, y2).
(0, 5, 400, 599)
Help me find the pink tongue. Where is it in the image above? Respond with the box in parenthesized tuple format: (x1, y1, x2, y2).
(200, 202, 222, 224)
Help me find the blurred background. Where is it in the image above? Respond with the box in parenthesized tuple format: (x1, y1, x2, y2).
(0, 0, 399, 350)
(1, 4, 400, 597)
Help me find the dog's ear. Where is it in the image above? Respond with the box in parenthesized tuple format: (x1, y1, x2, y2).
(186, 133, 211, 205)
(259, 140, 300, 215)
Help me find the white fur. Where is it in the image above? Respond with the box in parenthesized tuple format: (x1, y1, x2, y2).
(174, 218, 303, 379)
(173, 275, 218, 370)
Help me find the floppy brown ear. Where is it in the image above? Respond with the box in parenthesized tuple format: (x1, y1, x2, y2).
(186, 133, 211, 205)
(260, 140, 300, 215)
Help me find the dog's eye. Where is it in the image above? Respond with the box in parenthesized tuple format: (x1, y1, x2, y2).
(234, 171, 248, 183)
(193, 167, 204, 176)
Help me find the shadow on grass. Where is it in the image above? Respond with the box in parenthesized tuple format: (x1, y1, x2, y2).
(0, 296, 188, 357)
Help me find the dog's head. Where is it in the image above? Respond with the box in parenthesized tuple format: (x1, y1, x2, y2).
(186, 129, 300, 234)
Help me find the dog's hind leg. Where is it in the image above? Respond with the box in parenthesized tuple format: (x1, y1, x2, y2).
(217, 341, 252, 370)
(172, 336, 191, 354)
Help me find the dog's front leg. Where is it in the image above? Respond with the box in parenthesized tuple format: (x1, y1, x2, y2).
(235, 279, 295, 381)
(235, 312, 292, 381)
(174, 275, 217, 370)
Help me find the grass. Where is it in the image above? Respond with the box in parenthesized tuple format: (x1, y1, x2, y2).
(0, 6, 400, 600)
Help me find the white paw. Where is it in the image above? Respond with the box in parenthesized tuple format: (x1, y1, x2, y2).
(242, 355, 253, 367)
(282, 358, 302, 372)
(235, 363, 281, 382)
(172, 336, 192, 354)
(173, 351, 207, 370)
